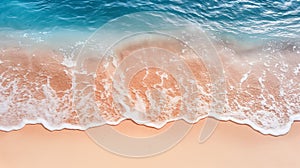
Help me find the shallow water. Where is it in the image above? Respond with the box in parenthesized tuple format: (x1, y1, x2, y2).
(0, 1, 299, 135)
(1, 0, 299, 39)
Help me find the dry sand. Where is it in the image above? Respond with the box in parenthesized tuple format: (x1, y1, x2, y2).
(1, 120, 300, 168)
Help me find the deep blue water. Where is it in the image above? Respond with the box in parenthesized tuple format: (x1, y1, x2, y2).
(0, 0, 299, 40)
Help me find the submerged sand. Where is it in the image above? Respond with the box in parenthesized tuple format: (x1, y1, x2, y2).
(0, 35, 299, 135)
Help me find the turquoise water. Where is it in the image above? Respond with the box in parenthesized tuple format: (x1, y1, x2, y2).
(0, 0, 299, 40)
(0, 0, 299, 134)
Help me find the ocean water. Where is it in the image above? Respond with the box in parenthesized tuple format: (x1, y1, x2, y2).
(0, 0, 299, 135)
(0, 0, 299, 38)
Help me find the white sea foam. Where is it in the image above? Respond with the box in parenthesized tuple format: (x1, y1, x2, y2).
(0, 29, 299, 136)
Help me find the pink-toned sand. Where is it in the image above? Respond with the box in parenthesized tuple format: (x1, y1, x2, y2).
(1, 121, 300, 168)
(0, 37, 299, 167)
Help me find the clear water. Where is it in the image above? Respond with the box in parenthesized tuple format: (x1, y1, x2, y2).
(0, 0, 299, 134)
(1, 0, 299, 38)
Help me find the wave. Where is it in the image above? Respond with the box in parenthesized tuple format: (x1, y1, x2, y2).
(0, 29, 299, 136)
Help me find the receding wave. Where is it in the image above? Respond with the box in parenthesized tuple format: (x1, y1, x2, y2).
(0, 28, 299, 136)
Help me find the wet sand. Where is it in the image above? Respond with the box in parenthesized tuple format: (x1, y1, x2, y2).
(1, 120, 300, 168)
(1, 37, 299, 133)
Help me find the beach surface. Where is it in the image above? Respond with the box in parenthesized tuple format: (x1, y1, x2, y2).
(1, 35, 299, 134)
(0, 31, 299, 168)
(1, 120, 300, 168)
(0, 1, 299, 167)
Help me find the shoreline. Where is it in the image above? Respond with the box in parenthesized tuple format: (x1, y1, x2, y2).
(0, 35, 299, 135)
(0, 31, 299, 135)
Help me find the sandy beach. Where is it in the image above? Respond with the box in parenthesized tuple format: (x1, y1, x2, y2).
(1, 120, 300, 168)
(0, 0, 299, 167)
(0, 33, 299, 168)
